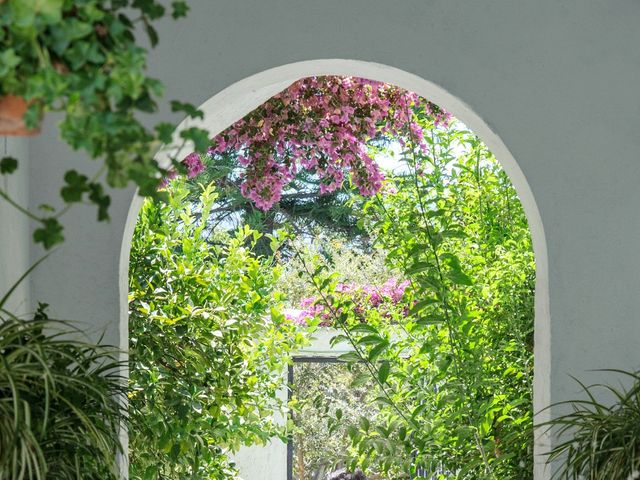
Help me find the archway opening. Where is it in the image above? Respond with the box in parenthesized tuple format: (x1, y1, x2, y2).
(121, 60, 549, 480)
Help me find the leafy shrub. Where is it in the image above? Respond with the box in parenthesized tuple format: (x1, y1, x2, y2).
(128, 180, 307, 479)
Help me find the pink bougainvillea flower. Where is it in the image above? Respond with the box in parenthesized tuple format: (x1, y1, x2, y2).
(160, 76, 450, 209)
(288, 278, 411, 327)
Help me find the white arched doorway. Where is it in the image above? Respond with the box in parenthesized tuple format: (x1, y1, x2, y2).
(118, 59, 550, 478)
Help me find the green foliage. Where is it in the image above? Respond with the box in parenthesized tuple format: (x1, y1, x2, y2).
(542, 370, 640, 479)
(301, 117, 535, 478)
(128, 180, 308, 479)
(0, 156, 18, 174)
(0, 0, 201, 249)
(0, 307, 125, 480)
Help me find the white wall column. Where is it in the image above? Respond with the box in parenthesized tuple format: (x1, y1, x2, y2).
(0, 136, 30, 315)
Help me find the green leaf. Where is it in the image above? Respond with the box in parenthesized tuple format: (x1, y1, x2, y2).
(33, 218, 64, 249)
(145, 22, 159, 47)
(409, 297, 438, 315)
(155, 122, 176, 144)
(60, 170, 89, 203)
(349, 323, 378, 335)
(350, 372, 372, 388)
(368, 340, 389, 362)
(359, 416, 370, 432)
(337, 352, 361, 363)
(180, 127, 210, 153)
(416, 315, 445, 326)
(0, 156, 18, 175)
(374, 396, 396, 408)
(88, 182, 111, 221)
(378, 360, 390, 383)
(171, 100, 204, 120)
(11, 0, 64, 26)
(329, 334, 349, 347)
(171, 1, 189, 18)
(447, 269, 473, 286)
(406, 261, 431, 275)
(358, 334, 384, 346)
(0, 49, 21, 77)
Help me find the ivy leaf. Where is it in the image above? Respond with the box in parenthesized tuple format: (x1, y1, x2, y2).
(33, 218, 64, 249)
(170, 101, 204, 120)
(0, 156, 18, 175)
(155, 122, 176, 144)
(38, 204, 56, 213)
(0, 49, 21, 77)
(132, 0, 165, 19)
(171, 1, 189, 19)
(60, 170, 89, 203)
(180, 127, 210, 153)
(88, 182, 111, 221)
(12, 0, 64, 27)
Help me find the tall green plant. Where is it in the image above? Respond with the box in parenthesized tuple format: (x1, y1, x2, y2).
(295, 114, 535, 478)
(128, 180, 308, 479)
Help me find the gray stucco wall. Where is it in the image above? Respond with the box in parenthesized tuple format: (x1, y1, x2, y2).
(3, 1, 638, 477)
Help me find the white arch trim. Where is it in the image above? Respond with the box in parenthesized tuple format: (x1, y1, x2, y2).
(119, 59, 551, 478)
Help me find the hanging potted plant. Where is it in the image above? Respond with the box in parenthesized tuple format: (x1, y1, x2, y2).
(0, 0, 189, 138)
(0, 0, 213, 251)
(0, 94, 39, 135)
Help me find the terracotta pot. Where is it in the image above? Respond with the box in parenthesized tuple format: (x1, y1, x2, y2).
(0, 95, 40, 136)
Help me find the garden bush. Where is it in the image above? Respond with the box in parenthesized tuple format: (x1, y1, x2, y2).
(128, 180, 307, 479)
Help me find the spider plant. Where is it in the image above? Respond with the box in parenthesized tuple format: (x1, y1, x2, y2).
(542, 370, 640, 479)
(0, 305, 126, 480)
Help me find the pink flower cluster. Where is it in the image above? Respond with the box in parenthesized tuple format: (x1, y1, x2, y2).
(169, 76, 450, 209)
(183, 152, 206, 178)
(158, 152, 204, 188)
(286, 278, 411, 327)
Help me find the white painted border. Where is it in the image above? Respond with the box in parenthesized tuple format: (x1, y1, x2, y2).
(119, 59, 550, 478)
